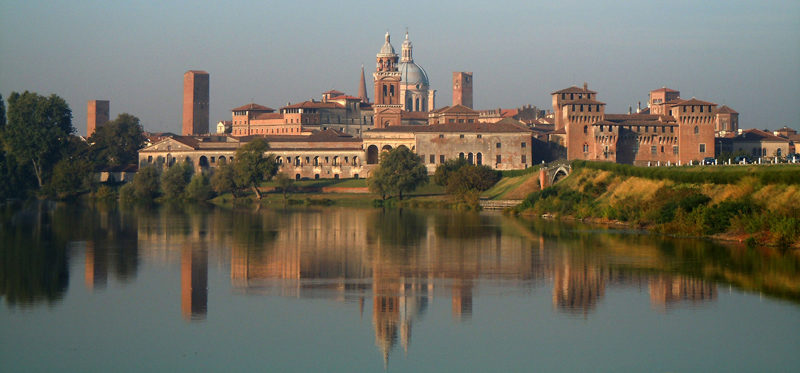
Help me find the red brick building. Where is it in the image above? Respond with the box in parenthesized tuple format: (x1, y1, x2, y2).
(452, 72, 473, 109)
(182, 70, 209, 135)
(87, 100, 109, 137)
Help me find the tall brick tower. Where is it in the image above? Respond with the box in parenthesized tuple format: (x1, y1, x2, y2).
(373, 32, 402, 128)
(452, 72, 473, 109)
(182, 70, 209, 135)
(87, 100, 109, 137)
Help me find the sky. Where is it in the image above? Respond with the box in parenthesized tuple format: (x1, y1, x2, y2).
(1, 0, 798, 136)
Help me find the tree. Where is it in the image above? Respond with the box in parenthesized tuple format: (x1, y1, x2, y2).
(444, 164, 500, 196)
(433, 158, 469, 186)
(0, 94, 6, 130)
(233, 138, 278, 199)
(4, 91, 74, 188)
(211, 162, 235, 196)
(368, 147, 428, 200)
(186, 173, 212, 201)
(87, 113, 146, 169)
(161, 162, 192, 199)
(46, 157, 91, 199)
(132, 165, 160, 200)
(274, 173, 296, 201)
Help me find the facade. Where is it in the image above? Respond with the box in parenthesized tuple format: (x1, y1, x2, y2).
(138, 130, 372, 180)
(87, 100, 110, 137)
(182, 70, 210, 135)
(555, 84, 717, 165)
(452, 72, 473, 109)
(713, 105, 739, 133)
(373, 32, 403, 128)
(397, 32, 435, 113)
(428, 105, 479, 125)
(365, 118, 533, 173)
(716, 129, 791, 159)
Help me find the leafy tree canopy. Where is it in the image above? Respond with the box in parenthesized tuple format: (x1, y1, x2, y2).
(88, 113, 146, 169)
(368, 147, 428, 200)
(233, 138, 277, 199)
(4, 91, 74, 188)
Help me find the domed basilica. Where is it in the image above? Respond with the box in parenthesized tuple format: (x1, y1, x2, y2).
(391, 31, 436, 112)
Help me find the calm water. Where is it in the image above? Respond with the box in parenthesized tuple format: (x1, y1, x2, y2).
(1, 202, 799, 372)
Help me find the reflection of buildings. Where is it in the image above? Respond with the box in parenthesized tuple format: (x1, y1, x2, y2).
(553, 258, 606, 315)
(84, 241, 107, 290)
(181, 244, 208, 320)
(649, 274, 716, 310)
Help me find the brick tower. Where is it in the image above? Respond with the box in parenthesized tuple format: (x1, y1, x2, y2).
(87, 100, 109, 137)
(358, 65, 369, 103)
(452, 72, 473, 109)
(182, 70, 209, 135)
(373, 32, 402, 128)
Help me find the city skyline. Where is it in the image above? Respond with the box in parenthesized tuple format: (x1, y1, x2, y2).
(1, 0, 798, 136)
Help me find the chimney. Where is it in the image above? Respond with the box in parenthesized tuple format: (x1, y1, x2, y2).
(637, 101, 641, 113)
(628, 106, 632, 114)
(583, 82, 588, 91)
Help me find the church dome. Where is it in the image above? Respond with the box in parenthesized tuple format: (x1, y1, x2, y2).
(398, 61, 429, 88)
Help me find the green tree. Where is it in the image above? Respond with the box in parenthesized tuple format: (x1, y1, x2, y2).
(211, 162, 235, 196)
(4, 91, 74, 188)
(132, 165, 160, 200)
(161, 162, 193, 199)
(368, 147, 428, 200)
(46, 157, 92, 199)
(87, 113, 146, 169)
(433, 158, 469, 186)
(0, 94, 6, 130)
(445, 164, 500, 196)
(186, 173, 212, 201)
(233, 138, 278, 199)
(274, 173, 296, 201)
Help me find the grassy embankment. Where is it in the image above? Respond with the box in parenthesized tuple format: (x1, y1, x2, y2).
(513, 161, 800, 249)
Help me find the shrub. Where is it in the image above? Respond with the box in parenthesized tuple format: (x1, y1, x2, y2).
(186, 173, 212, 201)
(132, 166, 160, 200)
(161, 162, 192, 199)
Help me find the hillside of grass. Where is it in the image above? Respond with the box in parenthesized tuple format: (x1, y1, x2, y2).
(514, 164, 800, 249)
(482, 166, 542, 200)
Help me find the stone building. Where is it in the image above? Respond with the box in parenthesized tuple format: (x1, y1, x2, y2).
(138, 130, 372, 180)
(87, 100, 109, 137)
(716, 129, 791, 159)
(427, 105, 479, 125)
(182, 70, 209, 135)
(713, 105, 739, 133)
(554, 84, 717, 165)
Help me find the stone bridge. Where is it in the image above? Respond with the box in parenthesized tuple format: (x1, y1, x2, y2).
(539, 160, 572, 189)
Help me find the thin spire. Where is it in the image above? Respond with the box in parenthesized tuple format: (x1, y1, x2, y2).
(358, 64, 369, 103)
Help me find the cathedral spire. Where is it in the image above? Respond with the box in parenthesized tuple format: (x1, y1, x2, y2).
(358, 64, 369, 103)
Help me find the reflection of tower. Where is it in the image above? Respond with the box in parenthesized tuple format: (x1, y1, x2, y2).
(181, 245, 208, 320)
(372, 294, 399, 367)
(649, 275, 717, 310)
(451, 279, 473, 321)
(452, 72, 473, 109)
(84, 241, 107, 290)
(553, 260, 605, 315)
(373, 32, 402, 128)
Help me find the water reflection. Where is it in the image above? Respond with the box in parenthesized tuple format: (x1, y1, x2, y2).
(1, 202, 798, 365)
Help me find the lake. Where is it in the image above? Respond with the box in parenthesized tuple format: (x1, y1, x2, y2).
(1, 201, 798, 372)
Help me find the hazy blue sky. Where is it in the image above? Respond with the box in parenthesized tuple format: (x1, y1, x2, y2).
(1, 0, 798, 135)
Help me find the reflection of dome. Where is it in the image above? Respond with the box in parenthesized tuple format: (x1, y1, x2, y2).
(398, 62, 429, 88)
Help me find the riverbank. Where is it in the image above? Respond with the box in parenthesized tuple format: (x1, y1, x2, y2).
(512, 163, 800, 250)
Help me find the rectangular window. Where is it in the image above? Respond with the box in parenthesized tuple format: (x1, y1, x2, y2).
(521, 142, 526, 148)
(459, 134, 464, 138)
(439, 134, 444, 138)
(448, 119, 455, 123)
(700, 144, 706, 153)
(440, 155, 445, 163)
(522, 155, 527, 163)
(651, 146, 657, 155)
(430, 154, 435, 164)
(458, 119, 464, 123)
(477, 134, 482, 138)
(468, 119, 474, 123)
(420, 154, 425, 163)
(496, 142, 501, 148)
(673, 146, 679, 155)
(496, 155, 501, 164)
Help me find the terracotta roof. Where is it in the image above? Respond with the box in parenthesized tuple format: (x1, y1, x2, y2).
(713, 105, 738, 115)
(551, 86, 597, 95)
(231, 103, 275, 112)
(328, 95, 362, 101)
(369, 119, 531, 134)
(650, 87, 678, 93)
(436, 104, 479, 114)
(738, 129, 789, 143)
(501, 108, 519, 118)
(672, 98, 717, 106)
(281, 101, 344, 110)
(637, 107, 651, 114)
(253, 112, 283, 120)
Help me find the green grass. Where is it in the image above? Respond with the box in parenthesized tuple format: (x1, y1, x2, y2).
(573, 160, 800, 185)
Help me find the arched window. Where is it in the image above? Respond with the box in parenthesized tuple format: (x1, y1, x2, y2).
(694, 126, 699, 134)
(583, 126, 588, 134)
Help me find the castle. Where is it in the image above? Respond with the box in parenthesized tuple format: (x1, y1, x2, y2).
(137, 31, 779, 178)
